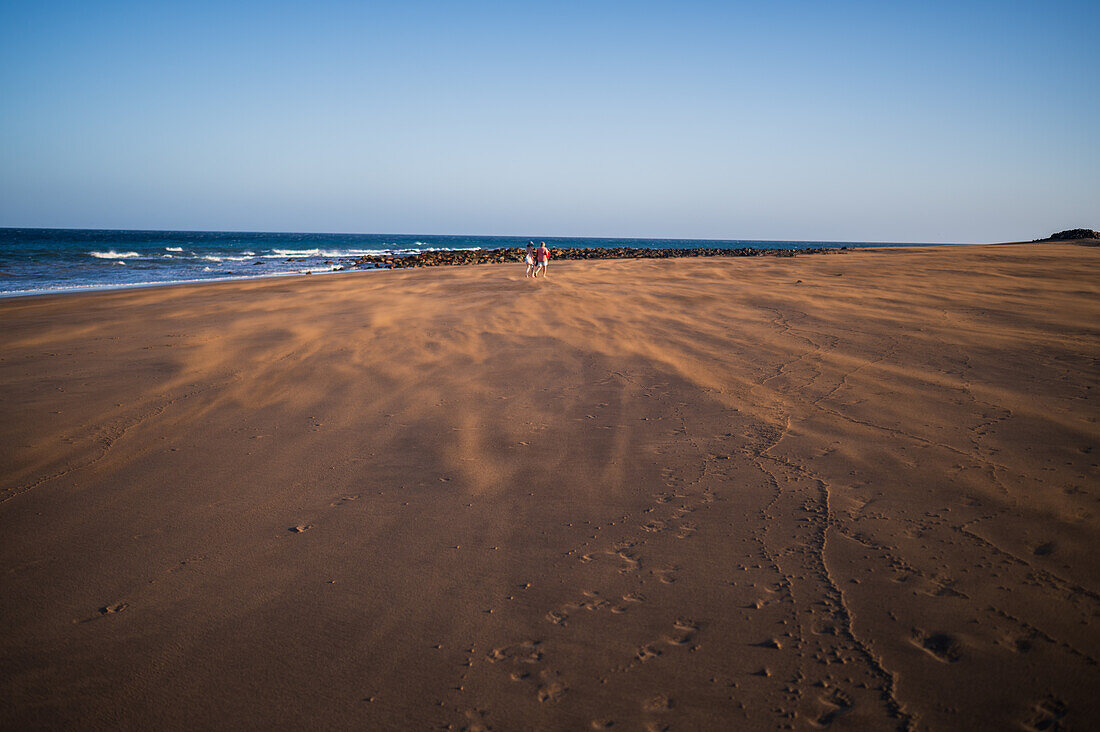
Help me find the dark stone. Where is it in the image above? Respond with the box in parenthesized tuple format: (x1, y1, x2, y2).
(1039, 229, 1099, 241)
(345, 245, 843, 271)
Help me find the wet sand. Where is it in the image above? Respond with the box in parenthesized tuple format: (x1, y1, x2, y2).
(1, 243, 1098, 730)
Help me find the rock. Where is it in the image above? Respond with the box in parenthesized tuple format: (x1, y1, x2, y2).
(1040, 229, 1099, 241)
(346, 245, 840, 270)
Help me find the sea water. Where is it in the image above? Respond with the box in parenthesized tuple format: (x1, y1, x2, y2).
(0, 229, 944, 297)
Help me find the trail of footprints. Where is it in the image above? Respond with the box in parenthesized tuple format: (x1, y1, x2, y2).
(467, 348, 1097, 728)
(550, 480, 713, 630)
(87, 491, 365, 623)
(466, 444, 720, 727)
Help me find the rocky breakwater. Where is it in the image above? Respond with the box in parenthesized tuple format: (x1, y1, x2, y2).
(350, 245, 844, 270)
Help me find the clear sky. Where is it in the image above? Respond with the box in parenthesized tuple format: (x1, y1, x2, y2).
(1, 1, 1097, 242)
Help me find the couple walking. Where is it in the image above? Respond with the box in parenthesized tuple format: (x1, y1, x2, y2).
(524, 241, 551, 278)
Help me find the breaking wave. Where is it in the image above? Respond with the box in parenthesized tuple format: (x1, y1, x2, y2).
(90, 250, 141, 259)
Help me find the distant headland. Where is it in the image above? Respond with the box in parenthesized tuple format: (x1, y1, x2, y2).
(1036, 228, 1100, 242)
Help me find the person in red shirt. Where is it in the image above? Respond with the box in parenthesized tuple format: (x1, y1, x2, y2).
(534, 242, 550, 278)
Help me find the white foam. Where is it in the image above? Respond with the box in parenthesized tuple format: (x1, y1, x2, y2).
(298, 264, 344, 273)
(165, 246, 183, 252)
(201, 255, 223, 262)
(114, 261, 127, 265)
(316, 249, 366, 257)
(258, 246, 477, 259)
(263, 251, 345, 259)
(272, 248, 321, 256)
(90, 250, 141, 259)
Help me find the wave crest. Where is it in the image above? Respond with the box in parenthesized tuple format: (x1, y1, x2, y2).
(90, 250, 140, 259)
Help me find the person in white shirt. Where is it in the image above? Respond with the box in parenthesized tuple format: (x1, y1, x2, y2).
(524, 241, 536, 278)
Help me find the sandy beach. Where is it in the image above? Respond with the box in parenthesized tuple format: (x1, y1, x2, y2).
(1, 243, 1097, 730)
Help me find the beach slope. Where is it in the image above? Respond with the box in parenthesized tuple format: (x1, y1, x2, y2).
(1, 244, 1098, 730)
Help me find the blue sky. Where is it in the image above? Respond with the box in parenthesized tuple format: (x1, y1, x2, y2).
(1, 0, 1097, 242)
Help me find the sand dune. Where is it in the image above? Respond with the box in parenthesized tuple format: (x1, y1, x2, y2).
(1, 243, 1098, 730)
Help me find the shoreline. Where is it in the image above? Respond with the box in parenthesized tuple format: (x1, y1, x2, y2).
(0, 242, 848, 300)
(3, 239, 1090, 301)
(0, 265, 368, 300)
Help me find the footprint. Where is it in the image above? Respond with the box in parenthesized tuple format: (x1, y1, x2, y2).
(814, 689, 853, 727)
(674, 522, 697, 539)
(487, 640, 542, 664)
(1012, 633, 1037, 654)
(926, 581, 968, 599)
(99, 602, 128, 615)
(615, 548, 641, 573)
(461, 711, 490, 732)
(637, 644, 663, 662)
(1024, 697, 1067, 731)
(1032, 542, 1055, 557)
(580, 594, 611, 612)
(911, 630, 961, 663)
(653, 566, 679, 584)
(665, 619, 699, 646)
(289, 525, 313, 533)
(330, 494, 361, 506)
(537, 679, 567, 703)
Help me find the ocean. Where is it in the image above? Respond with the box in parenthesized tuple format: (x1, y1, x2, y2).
(0, 228, 945, 297)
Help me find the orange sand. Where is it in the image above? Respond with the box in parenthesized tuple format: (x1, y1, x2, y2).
(1, 243, 1098, 729)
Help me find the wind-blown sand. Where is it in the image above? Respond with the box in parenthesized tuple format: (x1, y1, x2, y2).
(2, 243, 1098, 730)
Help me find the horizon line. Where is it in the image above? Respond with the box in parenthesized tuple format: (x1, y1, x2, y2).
(0, 225, 976, 246)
